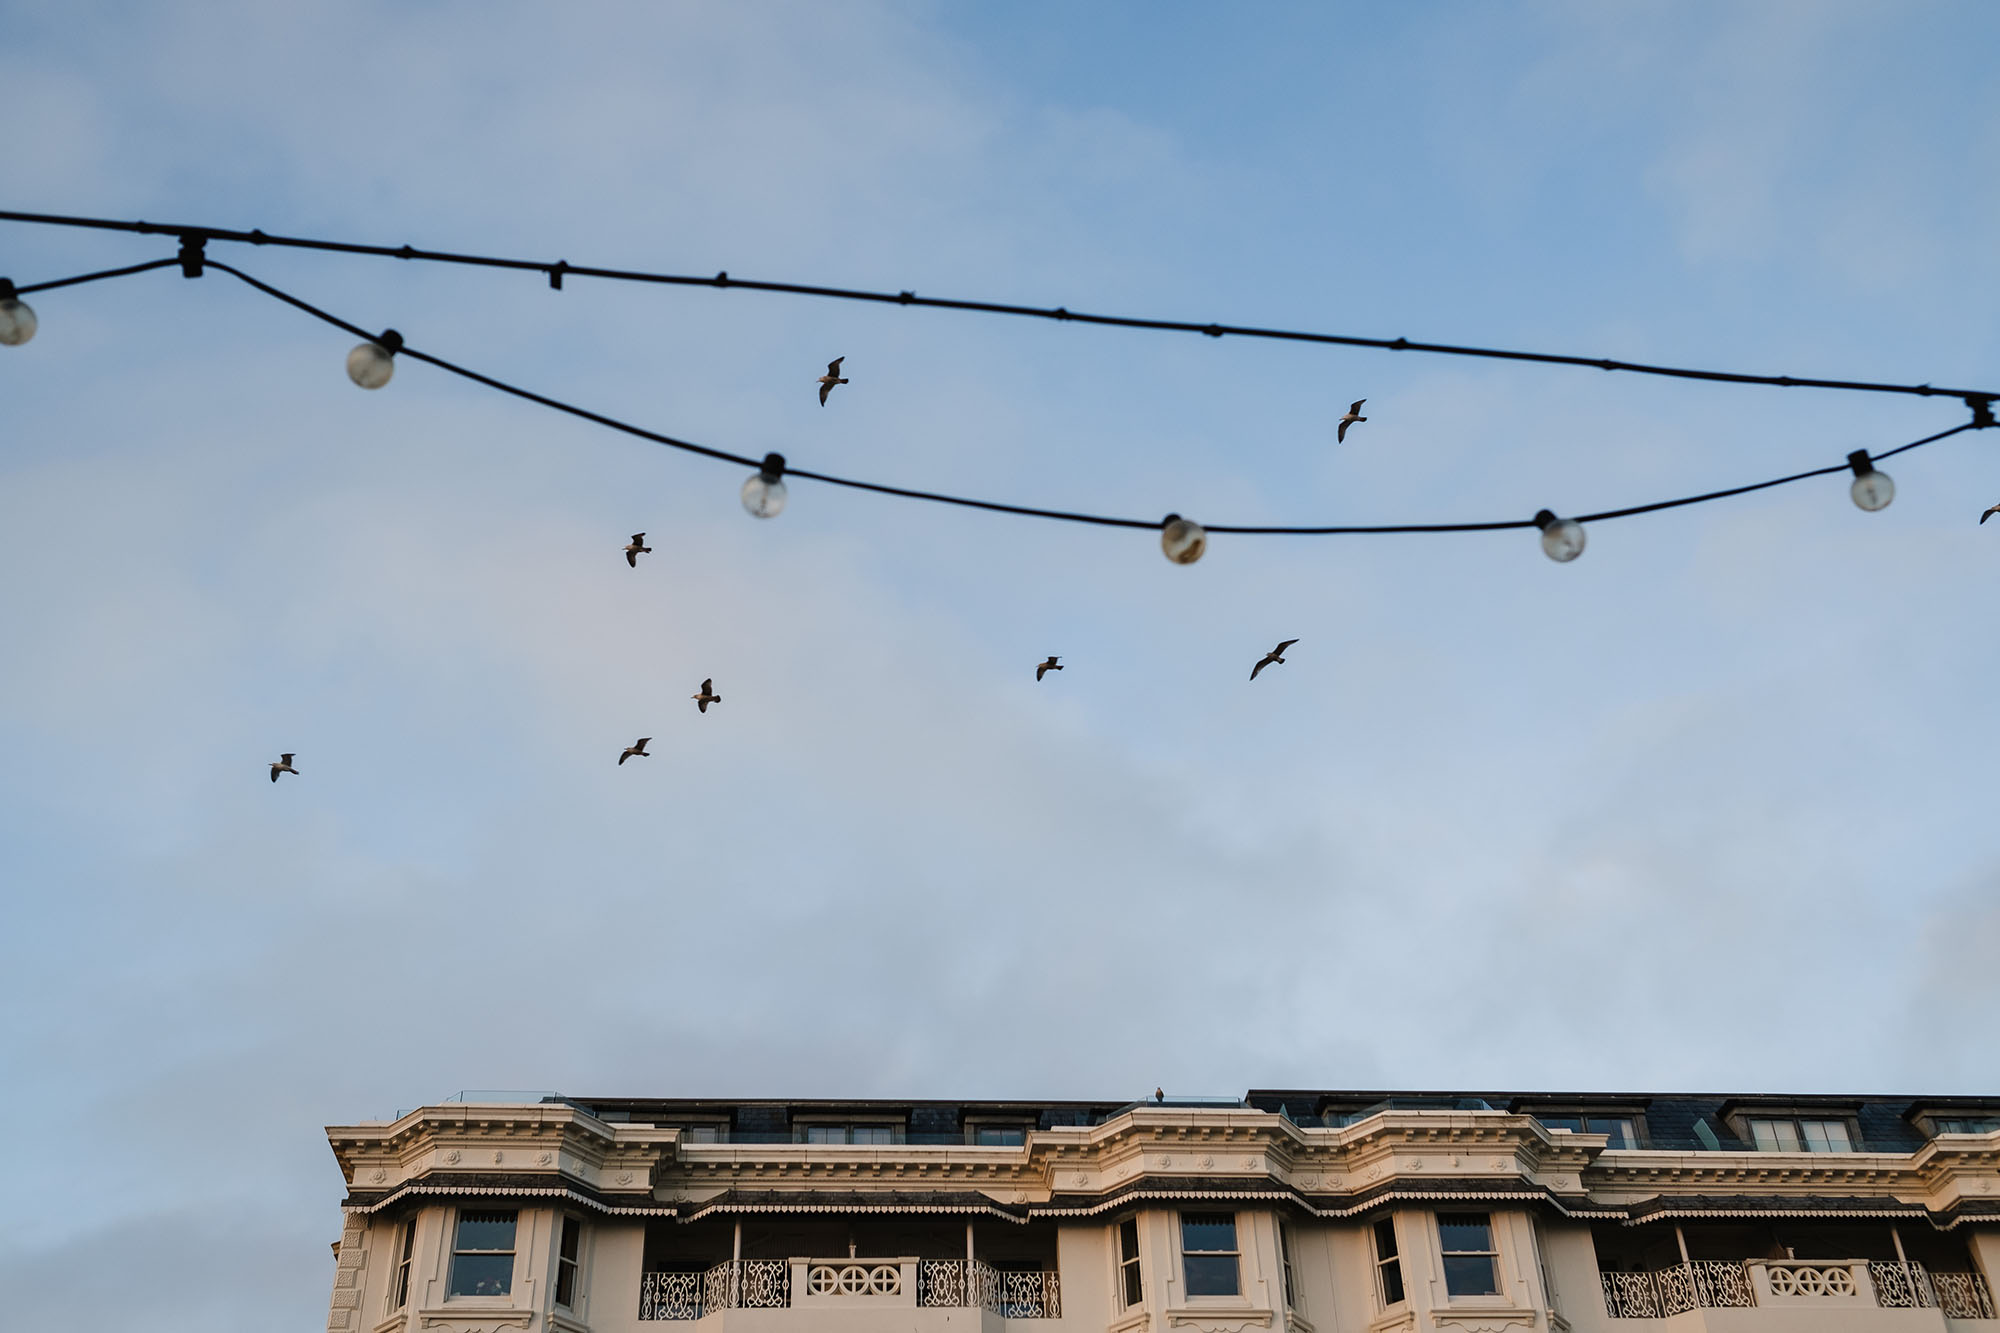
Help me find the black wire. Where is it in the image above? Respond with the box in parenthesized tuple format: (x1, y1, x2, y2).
(184, 262, 1981, 538)
(5, 208, 1995, 407)
(15, 257, 180, 294)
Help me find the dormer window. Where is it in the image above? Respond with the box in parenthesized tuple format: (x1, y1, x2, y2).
(801, 1123, 898, 1144)
(1747, 1116, 1852, 1152)
(1536, 1114, 1640, 1148)
(1931, 1115, 2000, 1135)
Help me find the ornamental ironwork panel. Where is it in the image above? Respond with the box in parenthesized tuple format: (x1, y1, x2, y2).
(1869, 1261, 1937, 1309)
(917, 1260, 1059, 1317)
(1601, 1263, 1753, 1318)
(639, 1270, 702, 1321)
(1935, 1271, 1998, 1320)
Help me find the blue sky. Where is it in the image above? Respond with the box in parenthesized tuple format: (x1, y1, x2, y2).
(3, 1, 1999, 1328)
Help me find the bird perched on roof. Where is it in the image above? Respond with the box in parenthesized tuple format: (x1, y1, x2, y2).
(269, 753, 298, 783)
(624, 533, 652, 567)
(619, 737, 651, 765)
(1250, 639, 1299, 681)
(1982, 502, 2000, 525)
(1036, 656, 1063, 681)
(817, 356, 848, 405)
(1337, 399, 1367, 443)
(692, 679, 721, 713)
(1154, 1087, 1166, 1103)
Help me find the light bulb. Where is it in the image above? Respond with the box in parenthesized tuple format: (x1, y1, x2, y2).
(742, 452, 788, 519)
(1847, 450, 1893, 512)
(346, 329, 403, 389)
(1533, 509, 1586, 562)
(0, 281, 37, 347)
(1160, 513, 1207, 564)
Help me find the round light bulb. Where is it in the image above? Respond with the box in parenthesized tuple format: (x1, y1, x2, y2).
(741, 453, 789, 518)
(346, 341, 395, 389)
(0, 292, 37, 347)
(1534, 510, 1586, 562)
(1850, 470, 1894, 512)
(1160, 514, 1207, 565)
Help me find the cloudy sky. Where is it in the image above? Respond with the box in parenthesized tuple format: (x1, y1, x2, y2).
(4, 0, 2000, 1326)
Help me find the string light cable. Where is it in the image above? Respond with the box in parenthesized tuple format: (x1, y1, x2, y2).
(0, 233, 1992, 564)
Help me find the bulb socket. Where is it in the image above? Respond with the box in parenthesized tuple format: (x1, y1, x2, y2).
(177, 233, 207, 279)
(0, 279, 15, 301)
(376, 329, 404, 356)
(1532, 508, 1559, 530)
(1970, 397, 1996, 429)
(759, 452, 786, 482)
(1847, 449, 1875, 477)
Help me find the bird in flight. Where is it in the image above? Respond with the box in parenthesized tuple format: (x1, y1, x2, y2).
(817, 356, 849, 405)
(1036, 656, 1063, 681)
(1982, 502, 2000, 525)
(1336, 399, 1367, 443)
(692, 679, 721, 713)
(619, 737, 651, 765)
(1250, 639, 1299, 680)
(624, 533, 652, 567)
(269, 753, 299, 783)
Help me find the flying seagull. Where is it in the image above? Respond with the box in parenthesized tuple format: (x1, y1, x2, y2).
(1336, 399, 1367, 443)
(269, 753, 298, 783)
(692, 679, 721, 713)
(1983, 503, 2000, 525)
(619, 737, 651, 765)
(624, 533, 652, 567)
(1250, 639, 1299, 681)
(817, 356, 849, 405)
(1036, 656, 1063, 681)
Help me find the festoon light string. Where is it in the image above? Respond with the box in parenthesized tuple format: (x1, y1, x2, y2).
(2, 212, 1994, 565)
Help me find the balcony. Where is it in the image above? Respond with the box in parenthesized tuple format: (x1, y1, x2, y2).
(1601, 1260, 1996, 1320)
(640, 1258, 1061, 1321)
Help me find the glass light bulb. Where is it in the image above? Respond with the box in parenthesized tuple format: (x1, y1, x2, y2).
(741, 473, 788, 518)
(346, 341, 395, 389)
(1539, 516, 1586, 562)
(0, 294, 37, 347)
(1160, 514, 1207, 564)
(1850, 470, 1894, 512)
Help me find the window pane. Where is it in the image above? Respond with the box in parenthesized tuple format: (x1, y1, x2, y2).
(1437, 1214, 1492, 1254)
(1380, 1259, 1406, 1305)
(854, 1126, 892, 1145)
(449, 1252, 515, 1297)
(1124, 1261, 1144, 1308)
(1180, 1214, 1237, 1253)
(555, 1259, 577, 1308)
(976, 1127, 1025, 1145)
(1443, 1254, 1499, 1297)
(1801, 1120, 1851, 1151)
(1121, 1219, 1140, 1262)
(682, 1126, 722, 1143)
(559, 1217, 580, 1262)
(806, 1126, 840, 1144)
(1938, 1117, 2000, 1134)
(1589, 1117, 1636, 1148)
(1373, 1218, 1399, 1260)
(455, 1211, 516, 1251)
(1184, 1254, 1240, 1296)
(1751, 1119, 1800, 1152)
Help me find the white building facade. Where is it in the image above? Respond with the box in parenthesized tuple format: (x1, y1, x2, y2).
(321, 1090, 2000, 1333)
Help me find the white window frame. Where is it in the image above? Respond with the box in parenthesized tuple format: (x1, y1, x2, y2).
(554, 1214, 585, 1311)
(1178, 1211, 1241, 1299)
(1278, 1219, 1301, 1312)
(794, 1118, 904, 1145)
(1747, 1115, 1854, 1152)
(1372, 1216, 1406, 1309)
(390, 1215, 418, 1311)
(1117, 1216, 1144, 1309)
(446, 1207, 519, 1300)
(1436, 1212, 1501, 1299)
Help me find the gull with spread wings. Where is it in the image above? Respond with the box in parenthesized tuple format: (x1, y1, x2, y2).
(817, 356, 849, 405)
(1250, 639, 1299, 681)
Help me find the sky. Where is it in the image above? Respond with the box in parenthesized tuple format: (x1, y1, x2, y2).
(3, 0, 1999, 1327)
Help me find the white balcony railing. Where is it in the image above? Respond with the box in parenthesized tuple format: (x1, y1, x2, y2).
(640, 1256, 1059, 1320)
(1601, 1259, 1995, 1320)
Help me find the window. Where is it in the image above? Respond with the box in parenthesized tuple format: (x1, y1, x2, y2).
(1372, 1218, 1405, 1306)
(1748, 1117, 1853, 1152)
(803, 1124, 896, 1144)
(1537, 1115, 1639, 1148)
(1279, 1222, 1299, 1311)
(554, 1217, 582, 1309)
(1180, 1212, 1239, 1297)
(1934, 1117, 2000, 1135)
(974, 1126, 1026, 1146)
(391, 1217, 417, 1310)
(448, 1209, 517, 1297)
(1118, 1218, 1144, 1308)
(1438, 1213, 1499, 1297)
(675, 1124, 726, 1143)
